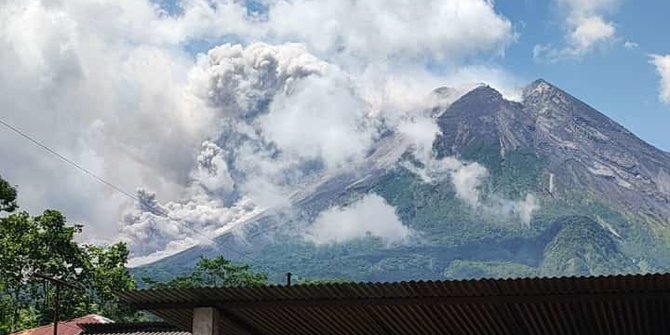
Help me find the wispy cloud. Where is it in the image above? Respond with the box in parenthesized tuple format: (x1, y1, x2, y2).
(650, 54, 670, 105)
(623, 41, 639, 49)
(403, 156, 540, 227)
(534, 0, 620, 61)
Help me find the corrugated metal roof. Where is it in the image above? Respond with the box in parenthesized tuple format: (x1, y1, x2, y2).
(10, 314, 112, 335)
(118, 273, 670, 335)
(79, 322, 189, 335)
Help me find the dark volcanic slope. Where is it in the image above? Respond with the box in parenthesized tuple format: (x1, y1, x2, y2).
(436, 80, 670, 220)
(436, 85, 535, 156)
(523, 80, 670, 219)
(135, 79, 670, 283)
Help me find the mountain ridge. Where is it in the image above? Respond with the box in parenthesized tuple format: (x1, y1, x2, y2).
(132, 79, 670, 284)
(438, 79, 669, 217)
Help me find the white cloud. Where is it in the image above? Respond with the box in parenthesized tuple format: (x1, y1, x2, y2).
(557, 0, 618, 14)
(260, 72, 378, 171)
(623, 41, 639, 49)
(359, 64, 456, 118)
(149, 0, 513, 62)
(396, 117, 441, 163)
(485, 193, 540, 228)
(404, 156, 539, 226)
(650, 54, 670, 105)
(306, 194, 412, 245)
(535, 0, 619, 61)
(403, 157, 488, 208)
(262, 0, 513, 62)
(569, 16, 615, 52)
(451, 161, 490, 207)
(514, 194, 540, 226)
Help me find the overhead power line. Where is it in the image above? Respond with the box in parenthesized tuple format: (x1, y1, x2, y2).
(0, 117, 138, 201)
(0, 116, 258, 263)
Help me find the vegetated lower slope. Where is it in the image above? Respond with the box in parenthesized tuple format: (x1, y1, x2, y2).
(133, 79, 670, 284)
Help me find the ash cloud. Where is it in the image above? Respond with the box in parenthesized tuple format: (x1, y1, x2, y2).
(0, 0, 526, 261)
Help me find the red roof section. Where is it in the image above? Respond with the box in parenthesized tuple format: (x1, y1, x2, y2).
(10, 314, 112, 335)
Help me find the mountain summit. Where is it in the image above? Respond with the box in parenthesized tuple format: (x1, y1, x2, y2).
(524, 79, 670, 218)
(437, 79, 670, 218)
(135, 79, 670, 283)
(435, 83, 534, 157)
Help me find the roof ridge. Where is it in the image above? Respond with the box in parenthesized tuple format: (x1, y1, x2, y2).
(79, 322, 179, 332)
(121, 271, 670, 292)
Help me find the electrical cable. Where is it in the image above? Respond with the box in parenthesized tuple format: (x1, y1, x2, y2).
(0, 117, 258, 263)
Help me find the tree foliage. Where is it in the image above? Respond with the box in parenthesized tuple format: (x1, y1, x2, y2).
(0, 174, 269, 334)
(0, 176, 136, 334)
(142, 256, 267, 289)
(0, 175, 17, 213)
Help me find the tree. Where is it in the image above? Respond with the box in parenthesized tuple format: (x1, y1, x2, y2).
(0, 173, 268, 334)
(0, 210, 86, 331)
(0, 175, 17, 213)
(0, 175, 136, 334)
(78, 243, 137, 321)
(143, 256, 267, 289)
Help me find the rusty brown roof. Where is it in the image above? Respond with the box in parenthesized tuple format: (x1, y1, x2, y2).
(10, 314, 112, 335)
(79, 322, 189, 335)
(118, 273, 670, 335)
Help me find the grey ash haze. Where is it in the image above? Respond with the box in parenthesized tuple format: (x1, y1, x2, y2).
(2, 0, 670, 283)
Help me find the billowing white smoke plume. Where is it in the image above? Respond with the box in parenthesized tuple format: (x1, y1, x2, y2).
(121, 188, 261, 267)
(306, 194, 412, 246)
(121, 42, 383, 261)
(189, 141, 235, 199)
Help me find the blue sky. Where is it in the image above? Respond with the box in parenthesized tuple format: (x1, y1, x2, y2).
(496, 0, 670, 150)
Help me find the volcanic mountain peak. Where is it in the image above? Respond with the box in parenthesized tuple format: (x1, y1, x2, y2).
(434, 79, 670, 220)
(435, 82, 533, 157)
(458, 84, 505, 105)
(135, 78, 670, 283)
(521, 79, 626, 134)
(523, 78, 558, 98)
